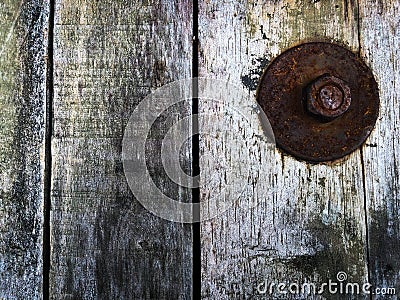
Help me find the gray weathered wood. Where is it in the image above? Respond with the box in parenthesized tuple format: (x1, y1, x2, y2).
(359, 0, 400, 297)
(0, 0, 48, 298)
(50, 0, 192, 298)
(1, 0, 398, 298)
(199, 1, 372, 298)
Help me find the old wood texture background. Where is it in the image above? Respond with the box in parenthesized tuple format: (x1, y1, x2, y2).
(0, 0, 399, 299)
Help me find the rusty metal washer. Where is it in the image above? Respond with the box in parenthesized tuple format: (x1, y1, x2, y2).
(257, 42, 379, 162)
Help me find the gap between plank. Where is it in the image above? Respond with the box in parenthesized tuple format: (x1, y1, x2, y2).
(43, 0, 55, 298)
(192, 0, 201, 298)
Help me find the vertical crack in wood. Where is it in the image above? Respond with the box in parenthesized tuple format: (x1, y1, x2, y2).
(356, 1, 372, 298)
(356, 0, 362, 56)
(360, 148, 372, 300)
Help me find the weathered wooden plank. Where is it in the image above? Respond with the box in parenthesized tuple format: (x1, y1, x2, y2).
(199, 1, 370, 298)
(359, 0, 400, 297)
(0, 0, 49, 298)
(50, 0, 192, 298)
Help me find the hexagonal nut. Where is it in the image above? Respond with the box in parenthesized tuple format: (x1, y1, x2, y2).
(306, 74, 351, 119)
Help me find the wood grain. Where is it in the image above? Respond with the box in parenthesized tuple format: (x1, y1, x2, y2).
(1, 0, 398, 298)
(359, 0, 400, 297)
(0, 0, 48, 298)
(51, 0, 192, 298)
(199, 1, 371, 298)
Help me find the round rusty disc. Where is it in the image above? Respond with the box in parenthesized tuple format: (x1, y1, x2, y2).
(257, 42, 379, 162)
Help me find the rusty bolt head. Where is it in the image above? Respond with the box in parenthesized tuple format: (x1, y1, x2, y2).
(306, 74, 351, 119)
(257, 42, 379, 162)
